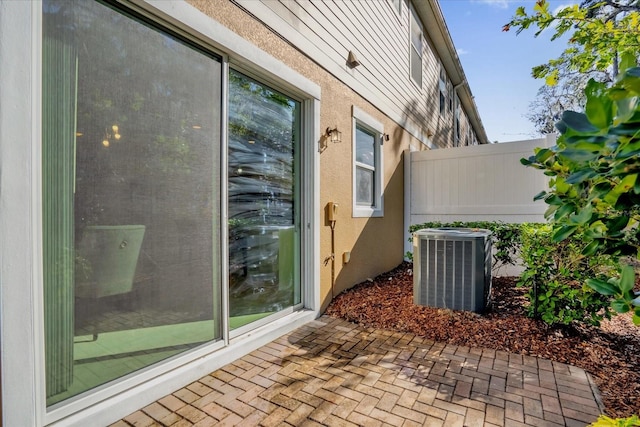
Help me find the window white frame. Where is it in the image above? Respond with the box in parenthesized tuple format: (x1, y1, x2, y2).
(0, 1, 321, 426)
(352, 106, 384, 218)
(439, 64, 447, 115)
(409, 2, 423, 88)
(467, 123, 474, 146)
(389, 0, 403, 15)
(454, 93, 461, 145)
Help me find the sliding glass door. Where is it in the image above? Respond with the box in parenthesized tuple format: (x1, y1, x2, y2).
(43, 0, 222, 406)
(42, 0, 304, 409)
(228, 71, 302, 330)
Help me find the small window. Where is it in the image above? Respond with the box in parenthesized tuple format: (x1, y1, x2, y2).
(455, 94, 461, 145)
(468, 127, 477, 146)
(353, 106, 384, 217)
(439, 66, 447, 115)
(409, 3, 423, 87)
(389, 0, 402, 15)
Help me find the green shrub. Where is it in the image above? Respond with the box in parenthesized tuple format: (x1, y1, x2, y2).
(589, 414, 640, 427)
(519, 223, 614, 326)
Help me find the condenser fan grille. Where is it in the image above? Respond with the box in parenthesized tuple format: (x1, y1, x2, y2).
(413, 228, 491, 312)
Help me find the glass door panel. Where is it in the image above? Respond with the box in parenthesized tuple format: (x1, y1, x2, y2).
(43, 0, 222, 406)
(228, 71, 301, 330)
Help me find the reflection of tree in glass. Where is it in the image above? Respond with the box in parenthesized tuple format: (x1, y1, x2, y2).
(227, 71, 299, 309)
(49, 0, 218, 227)
(227, 71, 298, 227)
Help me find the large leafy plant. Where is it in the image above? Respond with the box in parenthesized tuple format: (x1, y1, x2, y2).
(521, 64, 640, 325)
(590, 414, 640, 427)
(504, 1, 640, 85)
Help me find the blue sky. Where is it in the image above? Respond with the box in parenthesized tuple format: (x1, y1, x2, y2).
(439, 0, 570, 143)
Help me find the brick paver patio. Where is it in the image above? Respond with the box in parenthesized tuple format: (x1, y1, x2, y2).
(112, 316, 604, 427)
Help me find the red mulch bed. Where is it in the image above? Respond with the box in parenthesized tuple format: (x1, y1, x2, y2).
(325, 262, 640, 418)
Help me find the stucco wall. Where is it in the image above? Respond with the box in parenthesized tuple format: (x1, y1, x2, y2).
(188, 0, 422, 310)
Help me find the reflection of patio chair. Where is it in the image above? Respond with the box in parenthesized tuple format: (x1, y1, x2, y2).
(74, 225, 145, 341)
(229, 226, 280, 297)
(75, 225, 145, 299)
(228, 225, 295, 316)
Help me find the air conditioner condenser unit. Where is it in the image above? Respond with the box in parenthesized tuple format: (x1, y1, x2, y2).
(413, 228, 492, 312)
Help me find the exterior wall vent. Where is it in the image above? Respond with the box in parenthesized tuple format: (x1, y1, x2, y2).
(413, 228, 492, 312)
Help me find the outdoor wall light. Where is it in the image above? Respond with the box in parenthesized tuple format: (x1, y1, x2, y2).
(347, 50, 361, 68)
(326, 127, 342, 144)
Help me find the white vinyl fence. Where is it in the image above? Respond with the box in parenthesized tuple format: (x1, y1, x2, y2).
(404, 135, 556, 273)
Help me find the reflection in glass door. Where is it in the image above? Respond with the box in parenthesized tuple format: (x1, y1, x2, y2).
(42, 0, 222, 406)
(228, 70, 301, 330)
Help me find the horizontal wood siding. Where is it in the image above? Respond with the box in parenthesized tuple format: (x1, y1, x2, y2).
(239, 0, 475, 148)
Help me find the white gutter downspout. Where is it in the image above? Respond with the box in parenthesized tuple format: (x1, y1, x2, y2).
(453, 79, 466, 145)
(453, 79, 466, 92)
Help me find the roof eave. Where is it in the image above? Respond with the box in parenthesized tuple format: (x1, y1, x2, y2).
(414, 0, 490, 144)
